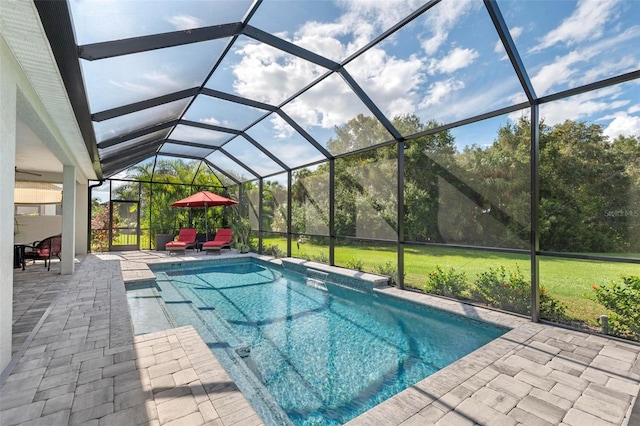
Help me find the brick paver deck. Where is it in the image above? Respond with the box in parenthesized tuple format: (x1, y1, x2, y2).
(2, 251, 639, 425)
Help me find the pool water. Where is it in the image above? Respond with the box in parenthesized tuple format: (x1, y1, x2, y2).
(141, 260, 507, 425)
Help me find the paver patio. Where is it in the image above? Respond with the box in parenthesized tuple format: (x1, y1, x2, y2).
(1, 251, 639, 425)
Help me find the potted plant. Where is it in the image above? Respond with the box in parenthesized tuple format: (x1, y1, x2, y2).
(232, 216, 252, 253)
(154, 229, 175, 251)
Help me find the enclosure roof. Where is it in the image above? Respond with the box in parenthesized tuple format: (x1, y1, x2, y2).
(36, 0, 640, 184)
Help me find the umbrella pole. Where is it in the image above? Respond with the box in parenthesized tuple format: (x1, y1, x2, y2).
(205, 203, 208, 241)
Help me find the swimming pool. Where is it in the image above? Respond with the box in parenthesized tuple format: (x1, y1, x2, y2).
(132, 258, 508, 425)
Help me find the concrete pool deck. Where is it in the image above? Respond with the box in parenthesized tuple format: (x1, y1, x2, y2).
(2, 250, 639, 425)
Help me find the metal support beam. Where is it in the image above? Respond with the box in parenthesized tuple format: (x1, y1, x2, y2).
(242, 134, 291, 171)
(97, 120, 178, 149)
(101, 150, 159, 176)
(78, 23, 244, 60)
(92, 88, 199, 122)
(397, 142, 405, 289)
(243, 25, 340, 71)
(101, 140, 164, 162)
(203, 159, 241, 186)
(342, 0, 442, 66)
(164, 139, 221, 150)
(530, 105, 541, 322)
(180, 119, 242, 135)
(276, 111, 332, 159)
(484, 0, 537, 103)
(34, 0, 102, 178)
(200, 88, 277, 112)
(538, 69, 640, 104)
(258, 179, 264, 253)
(329, 159, 335, 265)
(217, 148, 261, 179)
(338, 69, 402, 140)
(287, 171, 292, 257)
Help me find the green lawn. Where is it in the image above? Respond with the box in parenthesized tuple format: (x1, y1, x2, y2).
(263, 237, 639, 327)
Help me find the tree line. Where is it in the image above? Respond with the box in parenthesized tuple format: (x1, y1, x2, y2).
(93, 114, 639, 256)
(282, 114, 639, 255)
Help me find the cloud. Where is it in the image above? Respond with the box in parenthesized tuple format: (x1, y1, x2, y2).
(226, 0, 477, 128)
(109, 71, 184, 97)
(231, 41, 326, 105)
(419, 78, 465, 108)
(427, 47, 479, 74)
(531, 86, 630, 126)
(530, 0, 622, 52)
(201, 117, 234, 128)
(275, 0, 425, 61)
(578, 54, 638, 87)
(280, 73, 374, 131)
(201, 117, 220, 126)
(530, 26, 639, 95)
(166, 15, 204, 31)
(603, 114, 640, 139)
(420, 0, 478, 55)
(259, 131, 326, 166)
(171, 125, 229, 145)
(530, 50, 584, 95)
(447, 77, 525, 121)
(228, 4, 431, 125)
(346, 47, 425, 119)
(335, 0, 427, 52)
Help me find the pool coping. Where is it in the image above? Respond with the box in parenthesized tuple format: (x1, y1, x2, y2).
(349, 286, 640, 425)
(119, 252, 640, 426)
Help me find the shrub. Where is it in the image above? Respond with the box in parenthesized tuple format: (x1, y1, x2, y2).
(424, 266, 468, 298)
(264, 244, 284, 258)
(345, 258, 364, 271)
(592, 275, 640, 341)
(540, 286, 567, 321)
(311, 252, 329, 264)
(473, 265, 567, 318)
(375, 261, 400, 285)
(473, 266, 530, 314)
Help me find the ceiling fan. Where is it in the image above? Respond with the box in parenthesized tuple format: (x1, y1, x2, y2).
(15, 167, 42, 177)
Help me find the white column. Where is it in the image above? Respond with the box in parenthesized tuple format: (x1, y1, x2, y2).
(61, 165, 76, 274)
(0, 41, 18, 373)
(75, 180, 88, 255)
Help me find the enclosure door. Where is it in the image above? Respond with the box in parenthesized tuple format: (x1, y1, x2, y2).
(110, 200, 140, 251)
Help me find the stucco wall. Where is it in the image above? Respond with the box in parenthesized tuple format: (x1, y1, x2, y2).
(14, 215, 63, 245)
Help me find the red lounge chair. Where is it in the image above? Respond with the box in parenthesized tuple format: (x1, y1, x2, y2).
(202, 229, 233, 254)
(23, 234, 62, 271)
(165, 228, 197, 254)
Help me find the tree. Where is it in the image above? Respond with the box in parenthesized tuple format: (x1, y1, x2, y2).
(402, 118, 457, 243)
(539, 120, 633, 253)
(449, 117, 531, 248)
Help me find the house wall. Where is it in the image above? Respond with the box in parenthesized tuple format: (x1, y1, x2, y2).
(14, 215, 63, 245)
(0, 0, 95, 373)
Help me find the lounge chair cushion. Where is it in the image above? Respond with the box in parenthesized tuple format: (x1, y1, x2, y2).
(166, 228, 197, 250)
(202, 229, 233, 249)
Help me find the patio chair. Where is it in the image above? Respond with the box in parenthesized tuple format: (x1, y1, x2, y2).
(165, 228, 197, 254)
(202, 229, 233, 254)
(23, 234, 62, 271)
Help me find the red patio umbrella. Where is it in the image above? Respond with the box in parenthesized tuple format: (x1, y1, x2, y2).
(170, 190, 238, 240)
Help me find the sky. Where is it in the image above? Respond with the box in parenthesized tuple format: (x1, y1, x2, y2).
(69, 0, 640, 181)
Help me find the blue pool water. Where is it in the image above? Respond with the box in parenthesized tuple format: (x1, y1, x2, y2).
(140, 259, 508, 425)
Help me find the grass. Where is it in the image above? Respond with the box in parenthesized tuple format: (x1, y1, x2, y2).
(263, 237, 639, 327)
